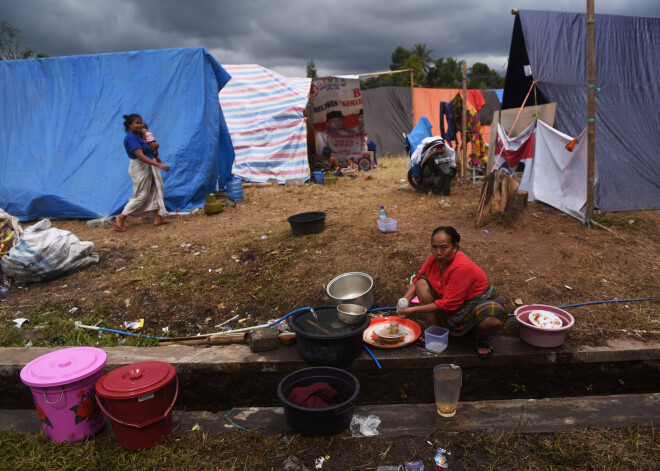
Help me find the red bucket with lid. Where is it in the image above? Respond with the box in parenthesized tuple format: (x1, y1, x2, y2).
(95, 361, 178, 450)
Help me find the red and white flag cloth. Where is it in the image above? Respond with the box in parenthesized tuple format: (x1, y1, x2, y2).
(492, 121, 536, 172)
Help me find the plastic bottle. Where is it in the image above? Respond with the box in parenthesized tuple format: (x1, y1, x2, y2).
(86, 216, 112, 228)
(404, 461, 424, 471)
(226, 175, 244, 202)
(379, 206, 386, 219)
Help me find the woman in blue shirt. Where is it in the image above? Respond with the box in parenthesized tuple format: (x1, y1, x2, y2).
(110, 114, 170, 232)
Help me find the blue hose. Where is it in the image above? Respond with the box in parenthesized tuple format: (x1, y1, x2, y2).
(93, 327, 169, 340)
(506, 296, 660, 316)
(267, 306, 310, 327)
(363, 344, 382, 371)
(368, 306, 395, 313)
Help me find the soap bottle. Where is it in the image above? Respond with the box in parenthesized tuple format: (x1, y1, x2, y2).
(379, 206, 386, 219)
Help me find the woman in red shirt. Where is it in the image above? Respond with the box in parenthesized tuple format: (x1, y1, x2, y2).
(397, 226, 505, 358)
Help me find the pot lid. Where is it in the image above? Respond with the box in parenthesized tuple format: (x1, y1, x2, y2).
(96, 361, 176, 399)
(20, 347, 107, 387)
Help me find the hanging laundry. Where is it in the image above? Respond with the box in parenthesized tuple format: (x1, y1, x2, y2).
(440, 101, 458, 147)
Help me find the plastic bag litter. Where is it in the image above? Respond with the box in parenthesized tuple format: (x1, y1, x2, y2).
(350, 413, 381, 437)
(282, 455, 310, 471)
(0, 209, 23, 240)
(1, 219, 99, 283)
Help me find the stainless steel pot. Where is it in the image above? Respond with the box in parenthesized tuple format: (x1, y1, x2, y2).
(326, 272, 374, 310)
(337, 304, 367, 325)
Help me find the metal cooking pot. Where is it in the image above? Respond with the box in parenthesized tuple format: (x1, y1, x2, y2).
(337, 304, 367, 325)
(326, 272, 374, 310)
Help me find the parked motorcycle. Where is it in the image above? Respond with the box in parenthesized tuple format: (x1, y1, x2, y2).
(405, 135, 457, 195)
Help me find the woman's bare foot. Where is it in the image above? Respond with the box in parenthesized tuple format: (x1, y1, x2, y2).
(154, 215, 171, 226)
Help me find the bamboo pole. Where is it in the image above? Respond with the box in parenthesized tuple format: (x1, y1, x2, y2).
(356, 68, 414, 124)
(356, 69, 412, 77)
(410, 68, 415, 123)
(461, 60, 467, 179)
(586, 0, 596, 222)
(158, 332, 249, 346)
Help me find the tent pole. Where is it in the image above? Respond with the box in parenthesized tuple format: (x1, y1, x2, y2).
(586, 0, 596, 222)
(410, 68, 415, 124)
(461, 60, 467, 180)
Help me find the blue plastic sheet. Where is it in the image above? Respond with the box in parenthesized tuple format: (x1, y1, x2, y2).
(0, 47, 234, 220)
(405, 116, 433, 155)
(516, 11, 660, 211)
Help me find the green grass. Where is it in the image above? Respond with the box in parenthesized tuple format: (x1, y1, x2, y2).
(593, 213, 657, 235)
(0, 426, 656, 471)
(0, 300, 160, 347)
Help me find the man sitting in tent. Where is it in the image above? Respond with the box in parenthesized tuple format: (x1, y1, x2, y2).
(311, 146, 340, 172)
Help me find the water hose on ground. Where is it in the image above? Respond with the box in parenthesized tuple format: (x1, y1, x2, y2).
(74, 297, 658, 343)
(506, 296, 660, 316)
(363, 344, 382, 372)
(74, 306, 312, 342)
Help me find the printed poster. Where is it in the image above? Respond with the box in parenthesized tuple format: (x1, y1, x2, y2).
(308, 77, 366, 161)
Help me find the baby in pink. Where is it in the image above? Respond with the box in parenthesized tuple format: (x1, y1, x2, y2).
(142, 122, 160, 158)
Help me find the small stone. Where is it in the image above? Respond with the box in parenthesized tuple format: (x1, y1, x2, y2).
(514, 298, 523, 306)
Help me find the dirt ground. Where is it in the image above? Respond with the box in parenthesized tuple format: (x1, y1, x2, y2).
(1, 156, 659, 346)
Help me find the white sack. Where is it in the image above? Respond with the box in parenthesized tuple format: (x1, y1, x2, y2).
(1, 219, 99, 283)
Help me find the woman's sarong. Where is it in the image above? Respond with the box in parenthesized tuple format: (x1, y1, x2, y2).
(121, 159, 168, 218)
(440, 284, 505, 336)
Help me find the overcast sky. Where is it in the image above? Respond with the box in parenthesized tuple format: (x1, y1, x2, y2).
(1, 0, 658, 77)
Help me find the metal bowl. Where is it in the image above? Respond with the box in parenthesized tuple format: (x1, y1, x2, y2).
(337, 304, 367, 325)
(326, 272, 374, 309)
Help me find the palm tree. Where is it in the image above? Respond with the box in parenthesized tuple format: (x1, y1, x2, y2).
(410, 43, 434, 73)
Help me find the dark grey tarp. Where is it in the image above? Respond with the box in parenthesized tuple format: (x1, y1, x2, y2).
(362, 87, 413, 156)
(478, 90, 501, 126)
(503, 10, 660, 212)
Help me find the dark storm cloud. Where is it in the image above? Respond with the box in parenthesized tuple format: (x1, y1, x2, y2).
(1, 0, 658, 76)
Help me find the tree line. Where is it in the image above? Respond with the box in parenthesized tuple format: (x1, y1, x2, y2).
(364, 43, 504, 90)
(0, 20, 48, 60)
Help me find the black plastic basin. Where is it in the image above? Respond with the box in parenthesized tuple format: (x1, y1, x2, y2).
(287, 212, 326, 235)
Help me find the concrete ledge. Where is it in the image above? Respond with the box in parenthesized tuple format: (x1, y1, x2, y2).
(3, 393, 659, 438)
(2, 336, 659, 409)
(3, 336, 659, 373)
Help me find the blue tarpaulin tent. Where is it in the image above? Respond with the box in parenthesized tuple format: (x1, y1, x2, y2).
(0, 47, 234, 221)
(502, 10, 660, 212)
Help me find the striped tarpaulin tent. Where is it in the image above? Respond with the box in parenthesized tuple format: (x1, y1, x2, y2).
(220, 65, 311, 183)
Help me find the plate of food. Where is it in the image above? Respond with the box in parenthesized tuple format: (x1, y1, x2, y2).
(528, 310, 563, 329)
(374, 326, 406, 342)
(363, 316, 422, 349)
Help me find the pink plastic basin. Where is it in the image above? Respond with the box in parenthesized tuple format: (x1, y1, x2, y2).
(20, 347, 107, 442)
(514, 304, 574, 348)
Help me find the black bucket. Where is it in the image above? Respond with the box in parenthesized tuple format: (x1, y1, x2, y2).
(288, 306, 370, 366)
(287, 212, 326, 235)
(277, 367, 360, 436)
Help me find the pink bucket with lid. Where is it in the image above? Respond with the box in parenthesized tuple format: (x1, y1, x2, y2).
(20, 347, 107, 442)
